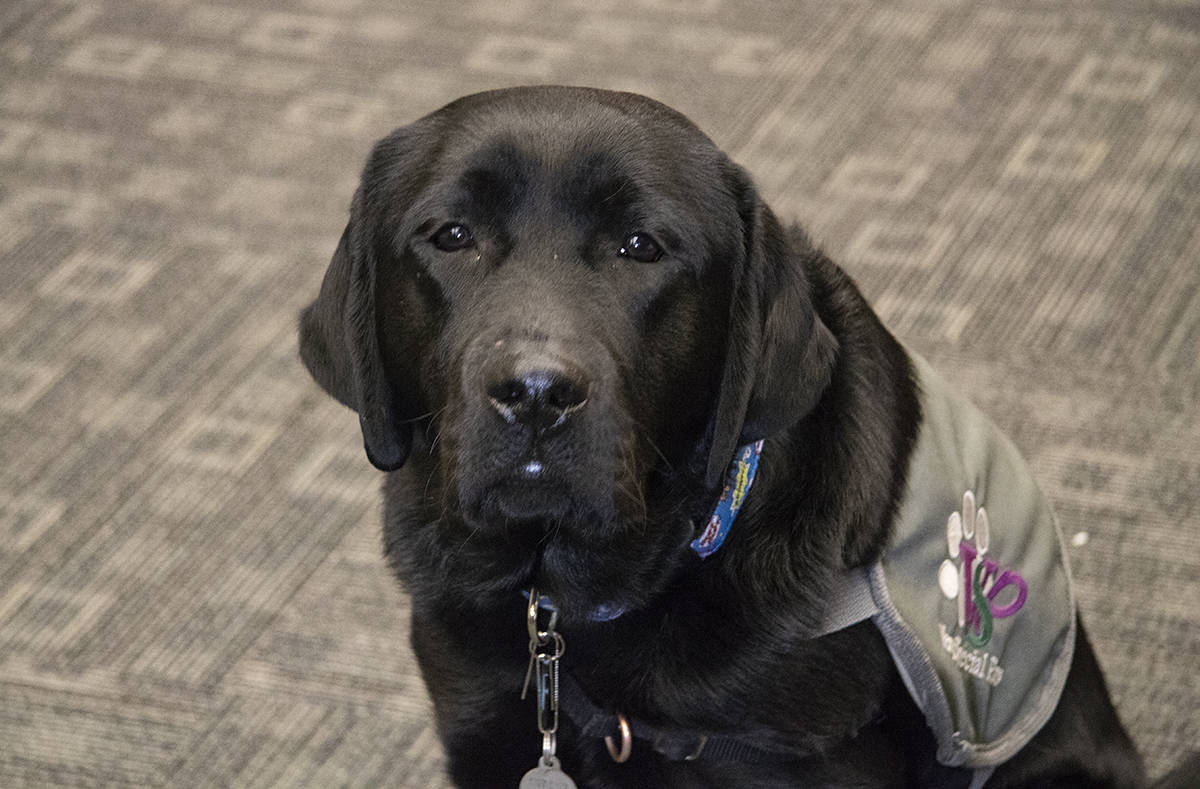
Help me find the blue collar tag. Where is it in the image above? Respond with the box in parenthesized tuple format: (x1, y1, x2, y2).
(691, 440, 764, 559)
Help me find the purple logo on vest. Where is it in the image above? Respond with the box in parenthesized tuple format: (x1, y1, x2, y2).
(937, 491, 1028, 684)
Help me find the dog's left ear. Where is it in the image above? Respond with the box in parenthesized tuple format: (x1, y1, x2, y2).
(706, 166, 838, 488)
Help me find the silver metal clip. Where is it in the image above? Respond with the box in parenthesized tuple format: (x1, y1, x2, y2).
(522, 588, 564, 701)
(519, 589, 578, 787)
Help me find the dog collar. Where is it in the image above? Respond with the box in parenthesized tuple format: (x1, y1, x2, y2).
(690, 440, 764, 559)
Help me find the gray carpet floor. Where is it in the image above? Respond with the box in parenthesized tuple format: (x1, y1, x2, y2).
(1, 1, 1197, 786)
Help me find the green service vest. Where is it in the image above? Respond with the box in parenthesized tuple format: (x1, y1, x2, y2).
(820, 351, 1076, 784)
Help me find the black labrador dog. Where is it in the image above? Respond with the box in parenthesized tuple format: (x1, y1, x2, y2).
(299, 86, 1182, 788)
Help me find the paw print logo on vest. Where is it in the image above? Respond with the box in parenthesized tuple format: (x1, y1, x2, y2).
(938, 491, 1028, 648)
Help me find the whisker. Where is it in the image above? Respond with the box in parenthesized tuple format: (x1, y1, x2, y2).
(627, 420, 671, 471)
(401, 404, 448, 426)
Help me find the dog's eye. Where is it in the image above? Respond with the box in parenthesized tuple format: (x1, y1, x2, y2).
(431, 223, 475, 252)
(618, 232, 663, 263)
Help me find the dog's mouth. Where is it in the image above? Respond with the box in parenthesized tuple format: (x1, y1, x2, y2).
(457, 488, 655, 623)
(485, 476, 576, 524)
(446, 430, 681, 623)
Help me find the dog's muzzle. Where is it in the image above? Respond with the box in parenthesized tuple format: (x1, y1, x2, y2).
(455, 335, 616, 527)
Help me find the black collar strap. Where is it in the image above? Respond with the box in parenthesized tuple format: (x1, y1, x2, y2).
(552, 569, 891, 767)
(556, 669, 815, 766)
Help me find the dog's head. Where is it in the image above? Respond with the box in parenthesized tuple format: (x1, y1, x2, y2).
(300, 87, 836, 621)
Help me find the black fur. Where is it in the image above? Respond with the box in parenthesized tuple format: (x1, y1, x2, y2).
(299, 86, 1166, 788)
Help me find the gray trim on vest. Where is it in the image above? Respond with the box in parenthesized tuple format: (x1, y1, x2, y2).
(817, 350, 1077, 772)
(969, 767, 996, 789)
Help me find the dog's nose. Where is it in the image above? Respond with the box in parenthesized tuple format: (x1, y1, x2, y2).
(485, 363, 589, 433)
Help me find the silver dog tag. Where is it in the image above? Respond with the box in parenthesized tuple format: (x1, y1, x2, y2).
(519, 756, 577, 789)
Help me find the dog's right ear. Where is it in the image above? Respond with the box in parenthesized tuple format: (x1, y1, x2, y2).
(299, 188, 410, 471)
(299, 220, 359, 412)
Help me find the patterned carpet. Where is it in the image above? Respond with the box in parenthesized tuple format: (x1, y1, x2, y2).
(1, 1, 1197, 786)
